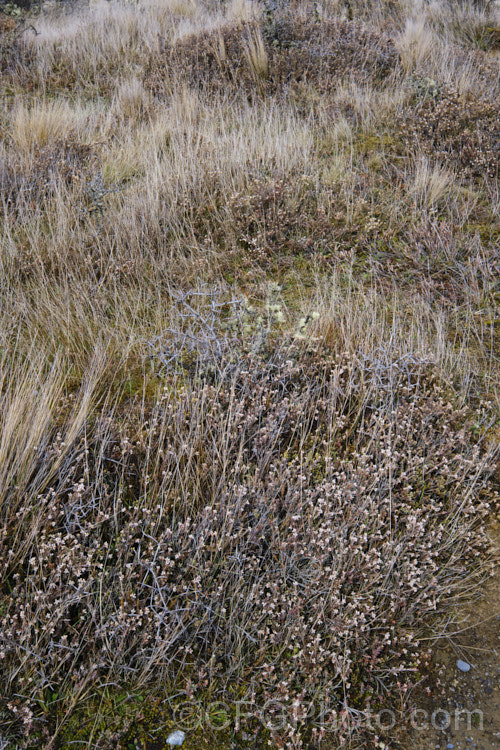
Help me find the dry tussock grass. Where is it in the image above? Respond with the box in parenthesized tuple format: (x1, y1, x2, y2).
(409, 156, 455, 209)
(0, 0, 500, 747)
(11, 99, 81, 151)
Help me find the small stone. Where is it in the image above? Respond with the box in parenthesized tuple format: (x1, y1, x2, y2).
(457, 659, 471, 672)
(166, 730, 186, 747)
(447, 744, 454, 749)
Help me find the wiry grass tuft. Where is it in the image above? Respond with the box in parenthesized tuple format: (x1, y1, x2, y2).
(243, 25, 268, 81)
(409, 156, 455, 209)
(0, 0, 499, 747)
(11, 99, 81, 152)
(397, 17, 436, 72)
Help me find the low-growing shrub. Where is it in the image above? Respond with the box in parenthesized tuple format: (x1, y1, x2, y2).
(0, 139, 94, 216)
(0, 341, 497, 748)
(400, 80, 500, 179)
(145, 13, 400, 102)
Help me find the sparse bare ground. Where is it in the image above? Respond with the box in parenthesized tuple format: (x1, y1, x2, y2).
(0, 0, 500, 748)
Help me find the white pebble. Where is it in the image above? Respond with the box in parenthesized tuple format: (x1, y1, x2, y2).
(457, 659, 471, 672)
(166, 730, 186, 747)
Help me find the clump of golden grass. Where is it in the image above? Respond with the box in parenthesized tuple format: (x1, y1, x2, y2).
(397, 17, 436, 72)
(409, 155, 455, 208)
(113, 76, 152, 119)
(11, 99, 81, 151)
(0, 0, 499, 747)
(243, 26, 268, 80)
